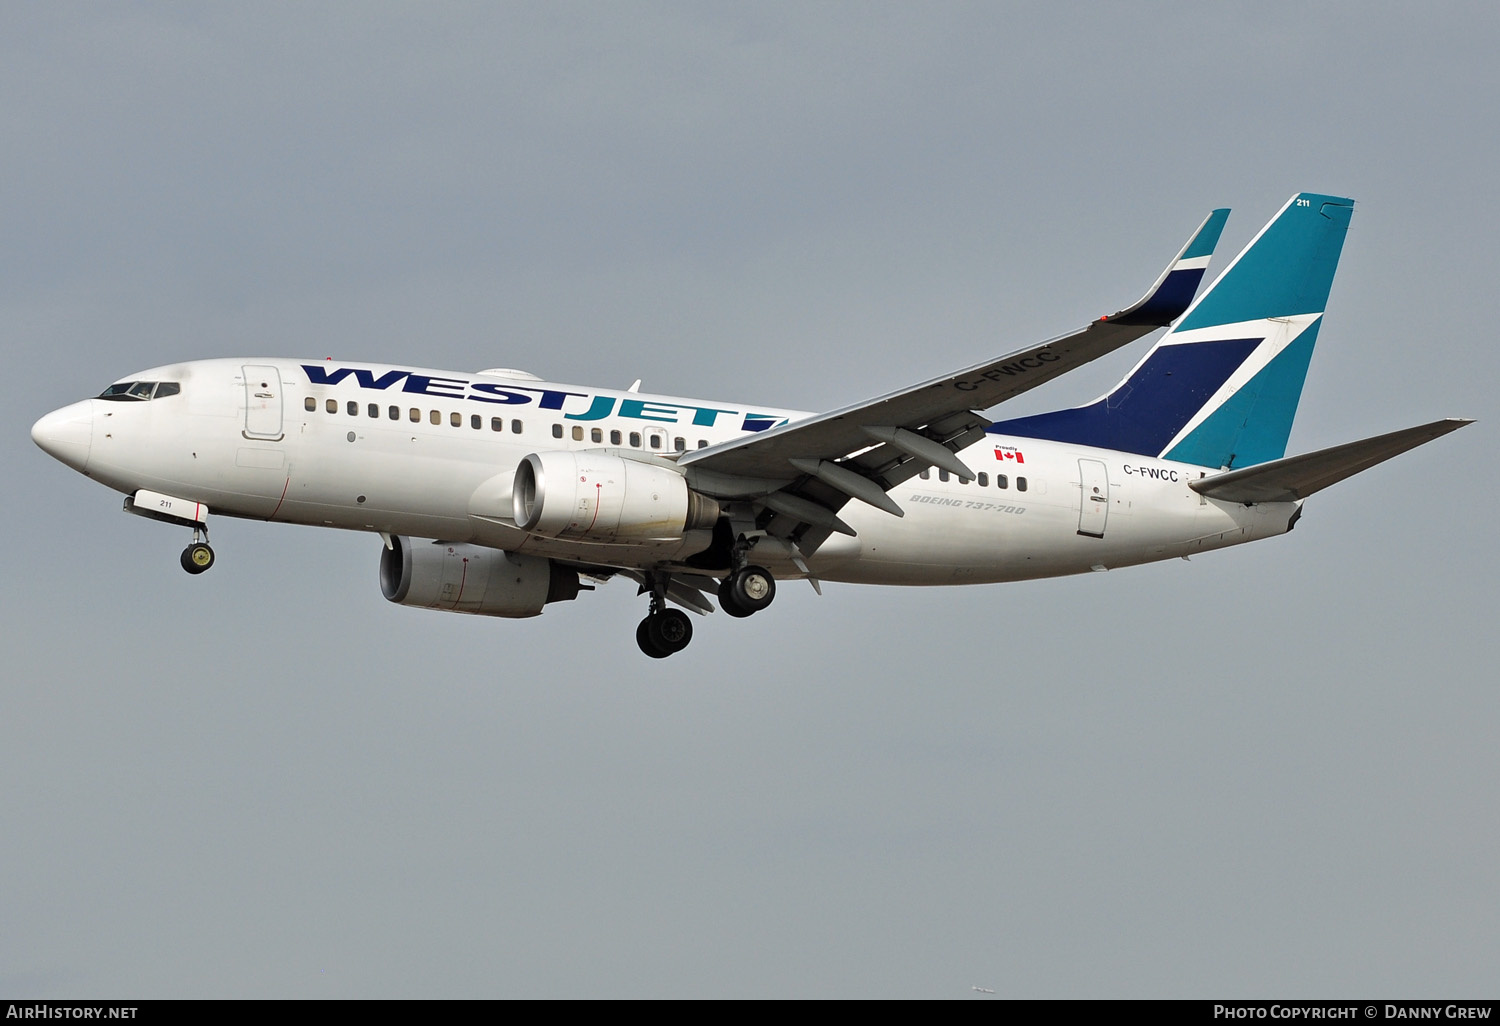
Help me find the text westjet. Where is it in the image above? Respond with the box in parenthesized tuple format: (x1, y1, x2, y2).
(301, 365, 786, 432)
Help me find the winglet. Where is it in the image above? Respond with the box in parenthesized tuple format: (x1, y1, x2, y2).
(1105, 207, 1230, 327)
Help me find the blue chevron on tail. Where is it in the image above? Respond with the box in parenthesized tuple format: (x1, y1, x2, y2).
(991, 193, 1355, 469)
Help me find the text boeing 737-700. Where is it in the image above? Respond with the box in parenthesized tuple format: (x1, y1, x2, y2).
(31, 193, 1471, 657)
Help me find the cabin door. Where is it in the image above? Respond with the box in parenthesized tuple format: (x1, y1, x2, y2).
(1077, 459, 1109, 538)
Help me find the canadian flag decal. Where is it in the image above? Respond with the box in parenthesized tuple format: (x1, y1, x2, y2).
(994, 446, 1025, 464)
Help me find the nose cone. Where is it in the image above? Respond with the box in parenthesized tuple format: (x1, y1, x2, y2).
(32, 400, 94, 473)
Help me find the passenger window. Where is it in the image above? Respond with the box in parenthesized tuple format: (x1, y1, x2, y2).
(629, 432, 641, 447)
(409, 408, 420, 423)
(978, 473, 988, 486)
(326, 399, 337, 414)
(591, 428, 603, 443)
(512, 419, 523, 434)
(1017, 477, 1028, 492)
(958, 475, 969, 486)
(698, 440, 708, 449)
(450, 411, 461, 427)
(610, 430, 622, 445)
(347, 401, 358, 416)
(997, 474, 1008, 489)
(304, 397, 316, 412)
(920, 469, 930, 480)
(430, 410, 441, 425)
(471, 414, 481, 429)
(369, 404, 379, 418)
(572, 426, 584, 441)
(938, 470, 949, 482)
(552, 424, 563, 439)
(491, 417, 503, 431)
(649, 434, 662, 450)
(674, 437, 686, 452)
(389, 406, 399, 420)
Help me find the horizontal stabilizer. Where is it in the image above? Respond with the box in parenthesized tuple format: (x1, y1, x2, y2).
(1188, 418, 1473, 504)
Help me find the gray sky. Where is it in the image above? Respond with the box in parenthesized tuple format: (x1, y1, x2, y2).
(3, 2, 1496, 999)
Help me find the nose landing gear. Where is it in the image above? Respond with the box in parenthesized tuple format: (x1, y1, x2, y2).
(180, 525, 215, 575)
(181, 540, 215, 574)
(123, 490, 217, 576)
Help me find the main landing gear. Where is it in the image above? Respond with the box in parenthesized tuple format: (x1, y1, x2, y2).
(180, 527, 215, 575)
(637, 606, 693, 659)
(633, 564, 778, 658)
(718, 564, 775, 619)
(637, 571, 694, 658)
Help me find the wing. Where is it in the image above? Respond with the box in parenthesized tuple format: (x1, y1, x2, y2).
(678, 208, 1230, 550)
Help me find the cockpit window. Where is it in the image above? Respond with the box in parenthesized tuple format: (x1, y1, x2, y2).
(97, 381, 181, 401)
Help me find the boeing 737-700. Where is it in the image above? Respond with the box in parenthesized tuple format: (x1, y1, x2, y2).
(31, 193, 1471, 656)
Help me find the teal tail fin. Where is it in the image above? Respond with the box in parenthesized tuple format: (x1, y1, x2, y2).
(993, 193, 1354, 469)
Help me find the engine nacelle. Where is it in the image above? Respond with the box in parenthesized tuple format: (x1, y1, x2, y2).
(512, 450, 720, 542)
(379, 536, 581, 618)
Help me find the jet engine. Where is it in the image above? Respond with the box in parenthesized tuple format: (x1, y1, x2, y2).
(512, 451, 720, 543)
(379, 536, 581, 618)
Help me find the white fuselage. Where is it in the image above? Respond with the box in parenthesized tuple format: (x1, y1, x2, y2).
(38, 358, 1298, 584)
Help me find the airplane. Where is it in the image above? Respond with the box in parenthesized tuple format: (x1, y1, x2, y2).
(30, 193, 1472, 658)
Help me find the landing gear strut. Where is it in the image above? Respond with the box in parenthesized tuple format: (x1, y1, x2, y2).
(636, 574, 694, 658)
(180, 526, 214, 575)
(718, 564, 775, 618)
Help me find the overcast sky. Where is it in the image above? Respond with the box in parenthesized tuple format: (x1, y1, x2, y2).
(3, 2, 1496, 999)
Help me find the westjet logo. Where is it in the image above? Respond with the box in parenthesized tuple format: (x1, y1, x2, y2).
(301, 365, 787, 433)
